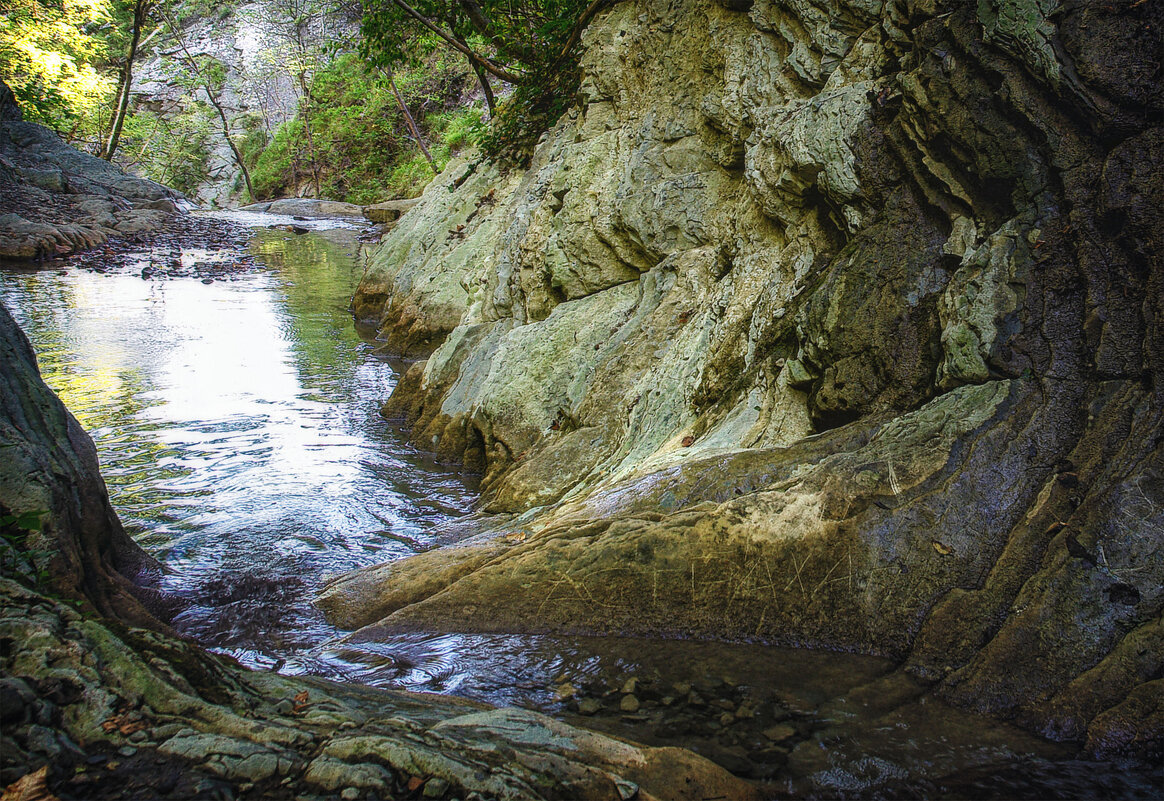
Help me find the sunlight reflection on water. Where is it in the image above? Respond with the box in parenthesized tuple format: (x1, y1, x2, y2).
(0, 217, 477, 659)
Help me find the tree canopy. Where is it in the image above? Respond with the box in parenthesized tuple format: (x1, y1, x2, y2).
(360, 0, 615, 158)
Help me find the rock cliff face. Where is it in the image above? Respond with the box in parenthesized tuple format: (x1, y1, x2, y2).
(335, 0, 1162, 757)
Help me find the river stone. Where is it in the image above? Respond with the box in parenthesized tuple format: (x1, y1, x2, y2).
(422, 777, 450, 798)
(304, 756, 392, 793)
(363, 198, 420, 223)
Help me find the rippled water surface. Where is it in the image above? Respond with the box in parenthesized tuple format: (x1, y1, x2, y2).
(2, 213, 1158, 799)
(0, 214, 478, 659)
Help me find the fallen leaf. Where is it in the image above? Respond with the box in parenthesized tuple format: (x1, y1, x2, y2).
(931, 541, 953, 555)
(1045, 521, 1066, 536)
(681, 435, 695, 447)
(406, 776, 424, 792)
(2, 767, 58, 801)
(291, 690, 312, 714)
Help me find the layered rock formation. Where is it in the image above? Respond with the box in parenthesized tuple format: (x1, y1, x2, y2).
(0, 302, 753, 800)
(332, 0, 1162, 758)
(0, 88, 185, 260)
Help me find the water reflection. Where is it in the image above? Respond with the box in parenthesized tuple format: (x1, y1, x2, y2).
(0, 218, 477, 661)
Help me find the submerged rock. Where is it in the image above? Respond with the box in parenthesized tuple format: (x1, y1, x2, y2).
(337, 0, 1162, 760)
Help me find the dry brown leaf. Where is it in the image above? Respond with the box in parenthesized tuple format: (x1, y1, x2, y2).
(406, 776, 424, 792)
(2, 767, 58, 801)
(931, 541, 953, 556)
(681, 435, 695, 447)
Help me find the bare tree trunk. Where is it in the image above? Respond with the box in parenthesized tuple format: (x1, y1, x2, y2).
(101, 0, 150, 160)
(163, 10, 256, 199)
(296, 72, 322, 197)
(450, 27, 495, 117)
(383, 70, 436, 174)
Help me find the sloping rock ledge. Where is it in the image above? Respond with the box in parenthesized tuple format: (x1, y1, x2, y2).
(329, 0, 1162, 763)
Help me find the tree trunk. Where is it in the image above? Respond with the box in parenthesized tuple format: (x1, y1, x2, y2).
(163, 10, 256, 199)
(386, 72, 436, 174)
(296, 72, 322, 197)
(101, 0, 149, 161)
(451, 27, 495, 117)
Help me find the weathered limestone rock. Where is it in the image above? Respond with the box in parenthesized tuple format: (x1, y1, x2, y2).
(363, 197, 421, 223)
(0, 99, 186, 260)
(0, 301, 757, 798)
(342, 0, 1162, 760)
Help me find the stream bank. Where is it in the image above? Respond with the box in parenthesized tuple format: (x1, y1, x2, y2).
(4, 211, 1160, 799)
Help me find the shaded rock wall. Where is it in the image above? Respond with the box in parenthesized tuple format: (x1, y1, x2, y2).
(340, 0, 1162, 757)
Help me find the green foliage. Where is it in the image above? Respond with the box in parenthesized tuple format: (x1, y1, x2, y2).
(251, 51, 474, 203)
(114, 102, 213, 195)
(385, 149, 439, 198)
(359, 0, 601, 162)
(0, 0, 117, 142)
(429, 106, 485, 149)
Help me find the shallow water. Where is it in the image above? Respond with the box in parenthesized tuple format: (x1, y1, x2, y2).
(1, 215, 477, 660)
(2, 213, 1158, 799)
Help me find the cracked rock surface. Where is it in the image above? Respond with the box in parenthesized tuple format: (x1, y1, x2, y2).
(338, 0, 1162, 759)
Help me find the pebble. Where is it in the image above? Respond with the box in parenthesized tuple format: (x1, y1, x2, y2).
(578, 698, 602, 716)
(118, 745, 137, 757)
(619, 695, 641, 713)
(615, 779, 639, 800)
(341, 788, 360, 800)
(762, 723, 797, 743)
(620, 678, 638, 694)
(423, 777, 450, 798)
(201, 278, 214, 284)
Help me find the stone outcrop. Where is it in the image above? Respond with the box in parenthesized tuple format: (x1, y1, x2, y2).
(337, 0, 1162, 759)
(0, 95, 185, 260)
(239, 198, 367, 219)
(0, 301, 755, 800)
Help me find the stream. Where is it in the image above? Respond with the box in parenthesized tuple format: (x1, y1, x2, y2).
(1, 212, 1158, 799)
